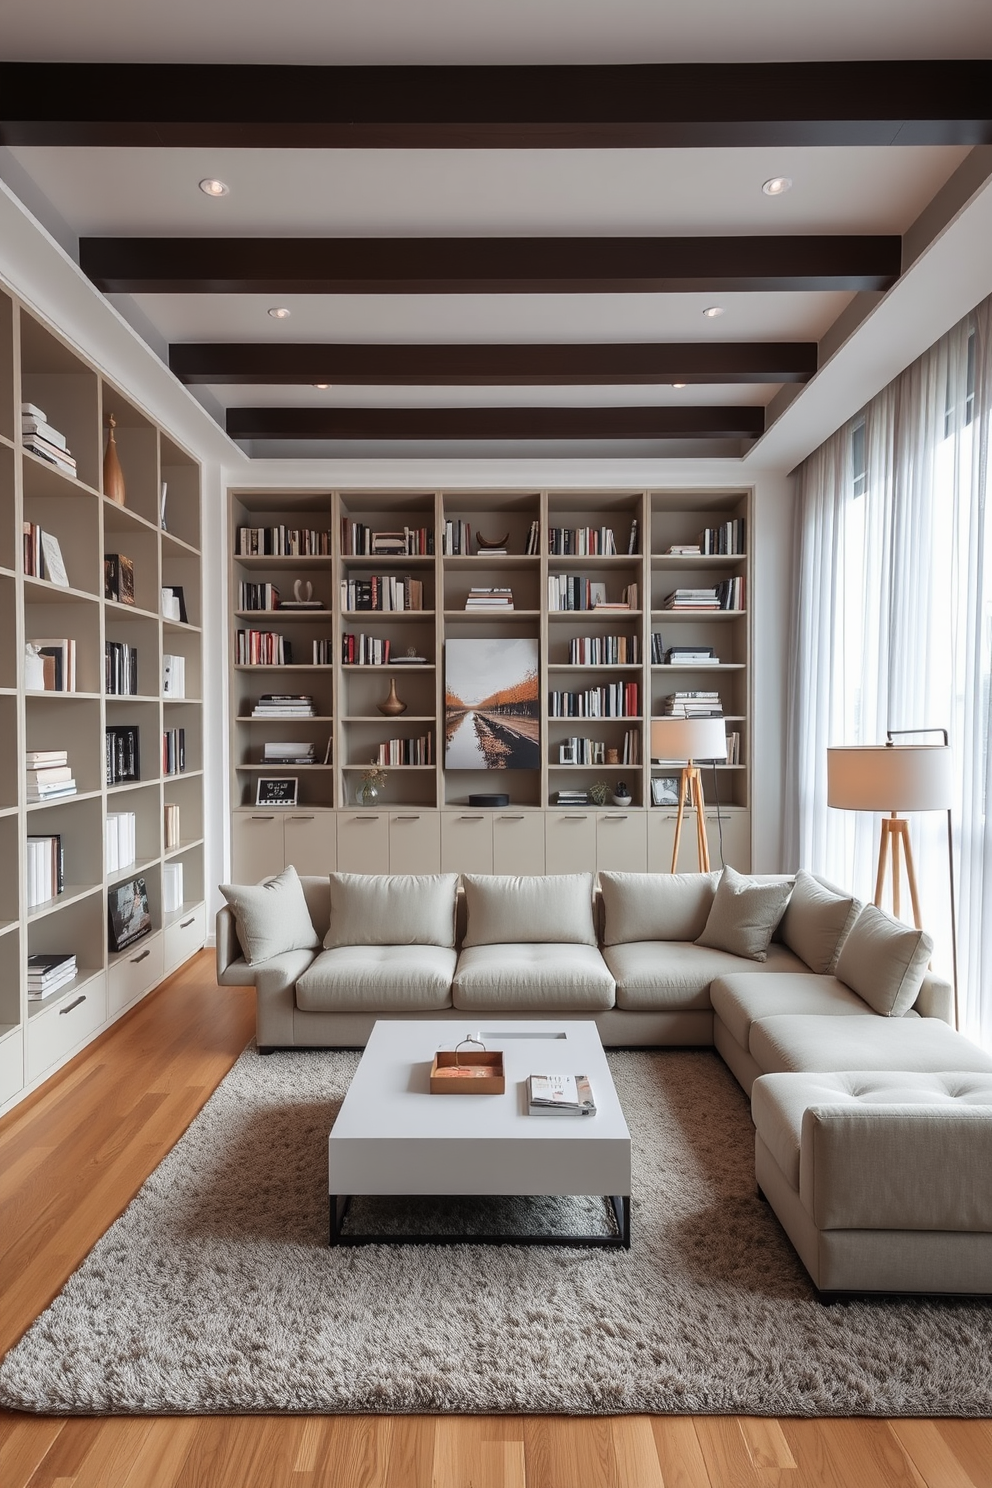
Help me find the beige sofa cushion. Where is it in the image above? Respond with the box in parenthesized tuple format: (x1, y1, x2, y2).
(323, 872, 458, 950)
(710, 972, 874, 1050)
(778, 871, 859, 974)
(219, 864, 320, 966)
(599, 871, 719, 946)
(605, 941, 807, 1012)
(748, 1013, 992, 1078)
(696, 865, 793, 962)
(452, 943, 615, 1011)
(834, 904, 933, 1016)
(297, 944, 457, 1012)
(461, 874, 597, 948)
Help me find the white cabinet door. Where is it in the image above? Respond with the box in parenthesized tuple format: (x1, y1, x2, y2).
(596, 811, 648, 872)
(231, 812, 285, 882)
(336, 812, 390, 874)
(284, 811, 337, 875)
(492, 812, 546, 876)
(389, 812, 442, 874)
(545, 811, 597, 874)
(440, 812, 494, 875)
(647, 809, 750, 873)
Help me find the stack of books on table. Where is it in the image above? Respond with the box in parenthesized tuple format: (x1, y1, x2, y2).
(251, 694, 315, 719)
(26, 750, 76, 802)
(465, 587, 514, 610)
(262, 741, 317, 766)
(21, 403, 77, 478)
(555, 789, 590, 806)
(662, 588, 721, 611)
(105, 811, 137, 873)
(661, 692, 723, 718)
(27, 953, 77, 1001)
(664, 644, 720, 666)
(527, 1073, 597, 1116)
(162, 862, 184, 915)
(26, 833, 64, 907)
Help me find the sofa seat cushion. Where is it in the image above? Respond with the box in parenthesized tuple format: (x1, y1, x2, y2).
(451, 944, 615, 1011)
(748, 1013, 992, 1079)
(711, 972, 875, 1050)
(296, 945, 457, 1012)
(606, 940, 808, 1012)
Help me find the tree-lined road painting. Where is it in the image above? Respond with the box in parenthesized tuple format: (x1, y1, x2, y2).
(444, 637, 540, 769)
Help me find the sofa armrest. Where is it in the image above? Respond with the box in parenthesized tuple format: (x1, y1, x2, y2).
(216, 905, 255, 986)
(912, 971, 954, 1024)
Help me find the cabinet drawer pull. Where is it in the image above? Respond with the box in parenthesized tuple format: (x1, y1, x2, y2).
(394, 814, 420, 821)
(604, 814, 628, 821)
(562, 814, 588, 821)
(499, 814, 525, 821)
(354, 816, 379, 822)
(59, 995, 86, 1015)
(131, 949, 151, 964)
(179, 916, 195, 929)
(251, 814, 276, 821)
(458, 814, 484, 821)
(289, 815, 315, 821)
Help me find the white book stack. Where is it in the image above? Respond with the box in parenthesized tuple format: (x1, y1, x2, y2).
(27, 953, 77, 1001)
(25, 750, 76, 802)
(26, 834, 63, 908)
(162, 862, 184, 915)
(162, 654, 186, 698)
(105, 812, 137, 874)
(21, 403, 78, 477)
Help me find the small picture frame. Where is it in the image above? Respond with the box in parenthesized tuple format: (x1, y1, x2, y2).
(41, 531, 69, 587)
(651, 774, 682, 807)
(108, 876, 153, 953)
(588, 581, 607, 608)
(256, 777, 298, 807)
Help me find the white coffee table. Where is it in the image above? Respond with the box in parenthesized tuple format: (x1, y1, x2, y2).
(328, 1020, 631, 1248)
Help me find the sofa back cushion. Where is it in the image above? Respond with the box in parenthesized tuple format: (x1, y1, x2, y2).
(323, 872, 458, 949)
(599, 870, 719, 945)
(461, 873, 597, 947)
(778, 869, 859, 974)
(834, 904, 933, 1016)
(695, 865, 793, 962)
(219, 864, 320, 966)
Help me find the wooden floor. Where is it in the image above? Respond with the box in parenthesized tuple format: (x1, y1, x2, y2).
(1, 953, 989, 1488)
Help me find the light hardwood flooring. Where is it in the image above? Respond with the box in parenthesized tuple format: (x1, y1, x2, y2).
(1, 951, 989, 1488)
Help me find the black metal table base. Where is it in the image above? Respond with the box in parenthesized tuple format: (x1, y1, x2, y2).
(330, 1193, 630, 1249)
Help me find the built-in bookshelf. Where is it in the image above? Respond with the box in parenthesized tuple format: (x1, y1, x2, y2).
(229, 487, 751, 882)
(0, 282, 206, 1117)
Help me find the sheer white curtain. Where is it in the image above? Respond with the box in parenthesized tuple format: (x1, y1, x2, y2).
(785, 296, 992, 1045)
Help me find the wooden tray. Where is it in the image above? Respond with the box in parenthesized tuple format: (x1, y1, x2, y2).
(429, 1049, 505, 1094)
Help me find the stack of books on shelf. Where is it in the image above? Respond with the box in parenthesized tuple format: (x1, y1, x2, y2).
(547, 526, 618, 556)
(568, 634, 639, 665)
(251, 694, 315, 719)
(699, 518, 746, 555)
(23, 524, 69, 586)
(27, 638, 76, 692)
(26, 833, 64, 907)
(716, 575, 745, 610)
(162, 862, 184, 914)
(27, 953, 77, 1002)
(236, 525, 330, 556)
(26, 749, 76, 802)
(527, 1073, 596, 1116)
(105, 811, 137, 873)
(341, 521, 433, 556)
(339, 576, 425, 611)
(105, 640, 138, 696)
(162, 654, 186, 697)
(262, 740, 319, 766)
(164, 802, 181, 850)
(666, 543, 702, 555)
(342, 633, 393, 665)
(104, 554, 135, 605)
(373, 734, 433, 766)
(548, 681, 639, 718)
(652, 638, 720, 666)
(662, 588, 721, 611)
(465, 587, 514, 610)
(555, 788, 590, 806)
(236, 629, 292, 665)
(21, 403, 77, 478)
(106, 725, 140, 785)
(162, 727, 187, 777)
(238, 581, 280, 611)
(661, 691, 724, 718)
(548, 576, 637, 611)
(442, 519, 472, 555)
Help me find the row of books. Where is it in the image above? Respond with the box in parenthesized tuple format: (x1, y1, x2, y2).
(163, 862, 185, 915)
(547, 526, 620, 556)
(548, 682, 640, 718)
(164, 802, 181, 851)
(342, 522, 434, 556)
(26, 749, 76, 802)
(660, 691, 723, 718)
(342, 633, 393, 666)
(27, 637, 76, 692)
(251, 694, 315, 718)
(699, 518, 746, 555)
(22, 402, 77, 478)
(163, 728, 187, 777)
(26, 832, 64, 908)
(236, 629, 292, 666)
(547, 576, 638, 612)
(23, 523, 69, 585)
(236, 526, 331, 556)
(442, 519, 473, 555)
(465, 587, 513, 609)
(311, 639, 333, 665)
(372, 733, 433, 766)
(106, 725, 140, 785)
(568, 634, 639, 666)
(238, 581, 280, 611)
(650, 636, 720, 665)
(726, 731, 742, 765)
(339, 577, 426, 611)
(661, 578, 744, 611)
(558, 728, 640, 765)
(28, 953, 77, 1001)
(105, 640, 139, 696)
(105, 811, 137, 874)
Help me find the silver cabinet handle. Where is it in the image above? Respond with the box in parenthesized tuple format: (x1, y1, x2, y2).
(499, 814, 525, 821)
(603, 814, 629, 820)
(393, 814, 421, 821)
(60, 995, 85, 1015)
(180, 916, 195, 929)
(251, 814, 276, 821)
(131, 949, 151, 964)
(289, 814, 315, 820)
(562, 814, 588, 820)
(458, 814, 484, 821)
(353, 815, 379, 822)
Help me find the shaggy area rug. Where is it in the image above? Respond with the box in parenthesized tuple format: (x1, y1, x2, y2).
(2, 1046, 992, 1416)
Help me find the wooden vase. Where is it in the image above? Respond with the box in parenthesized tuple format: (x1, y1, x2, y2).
(103, 415, 126, 505)
(377, 677, 407, 716)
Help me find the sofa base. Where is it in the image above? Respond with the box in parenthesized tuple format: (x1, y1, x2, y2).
(265, 1005, 716, 1049)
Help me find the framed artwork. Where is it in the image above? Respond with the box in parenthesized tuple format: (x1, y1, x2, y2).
(108, 877, 152, 953)
(445, 637, 540, 770)
(651, 775, 683, 807)
(256, 777, 299, 807)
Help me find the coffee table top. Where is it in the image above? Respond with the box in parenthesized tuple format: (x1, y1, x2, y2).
(328, 1019, 631, 1197)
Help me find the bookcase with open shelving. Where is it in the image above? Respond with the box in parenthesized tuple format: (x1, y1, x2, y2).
(0, 281, 207, 1117)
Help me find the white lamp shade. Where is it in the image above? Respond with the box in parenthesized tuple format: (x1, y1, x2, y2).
(827, 744, 953, 811)
(651, 716, 728, 763)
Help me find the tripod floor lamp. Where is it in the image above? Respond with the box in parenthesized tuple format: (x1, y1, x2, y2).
(651, 716, 728, 872)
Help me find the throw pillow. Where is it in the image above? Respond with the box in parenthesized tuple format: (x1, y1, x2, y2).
(695, 865, 793, 962)
(599, 871, 720, 945)
(461, 873, 597, 947)
(323, 873, 458, 949)
(219, 864, 320, 966)
(834, 904, 933, 1016)
(778, 869, 859, 974)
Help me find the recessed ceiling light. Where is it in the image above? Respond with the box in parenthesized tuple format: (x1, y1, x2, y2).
(762, 176, 793, 197)
(703, 306, 724, 318)
(198, 178, 229, 197)
(268, 307, 291, 319)
(672, 382, 687, 389)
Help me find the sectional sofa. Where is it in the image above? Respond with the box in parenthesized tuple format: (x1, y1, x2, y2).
(216, 865, 992, 1295)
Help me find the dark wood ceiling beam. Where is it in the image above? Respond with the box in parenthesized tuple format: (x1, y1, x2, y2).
(225, 405, 764, 441)
(170, 341, 816, 386)
(83, 237, 899, 295)
(2, 61, 990, 148)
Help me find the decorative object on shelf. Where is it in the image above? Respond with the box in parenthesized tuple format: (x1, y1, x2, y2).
(107, 876, 152, 953)
(827, 729, 958, 1025)
(468, 792, 510, 808)
(650, 716, 728, 872)
(360, 763, 387, 806)
(377, 677, 407, 716)
(255, 777, 299, 807)
(651, 775, 682, 807)
(612, 782, 632, 806)
(445, 637, 539, 770)
(588, 780, 610, 807)
(475, 531, 510, 552)
(161, 585, 187, 623)
(605, 748, 620, 765)
(23, 643, 45, 691)
(103, 413, 126, 505)
(105, 554, 135, 605)
(394, 646, 427, 664)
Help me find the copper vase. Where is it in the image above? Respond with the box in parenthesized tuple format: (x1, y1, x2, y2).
(103, 415, 126, 505)
(377, 677, 407, 716)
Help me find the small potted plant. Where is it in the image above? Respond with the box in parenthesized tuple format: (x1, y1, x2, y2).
(589, 780, 610, 807)
(359, 762, 387, 806)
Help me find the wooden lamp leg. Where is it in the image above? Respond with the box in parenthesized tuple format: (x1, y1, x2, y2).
(670, 767, 691, 873)
(692, 767, 711, 872)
